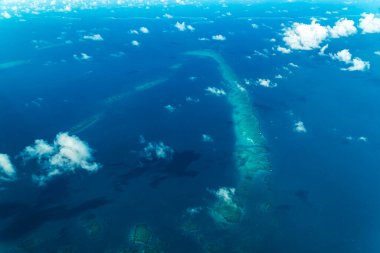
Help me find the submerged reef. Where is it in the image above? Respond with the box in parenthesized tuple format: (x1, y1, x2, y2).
(186, 50, 271, 223)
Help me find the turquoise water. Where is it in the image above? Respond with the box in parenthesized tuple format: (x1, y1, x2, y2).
(0, 1, 380, 252)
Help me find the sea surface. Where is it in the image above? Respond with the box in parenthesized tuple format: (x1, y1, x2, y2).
(0, 1, 379, 253)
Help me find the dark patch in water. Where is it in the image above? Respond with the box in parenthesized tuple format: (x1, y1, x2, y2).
(294, 189, 309, 202)
(117, 150, 200, 188)
(0, 202, 28, 219)
(35, 177, 70, 208)
(0, 196, 110, 241)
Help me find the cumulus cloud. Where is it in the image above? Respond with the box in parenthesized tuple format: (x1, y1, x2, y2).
(212, 34, 226, 41)
(213, 187, 236, 204)
(283, 19, 329, 50)
(282, 18, 357, 51)
(164, 104, 176, 112)
(1, 11, 11, 19)
(344, 58, 370, 71)
(22, 132, 101, 185)
(0, 154, 16, 181)
(141, 141, 174, 161)
(205, 87, 226, 96)
(359, 13, 380, 33)
(294, 121, 307, 133)
(277, 46, 292, 54)
(73, 53, 92, 61)
(256, 78, 277, 88)
(202, 134, 214, 143)
(131, 40, 140, 46)
(329, 18, 357, 38)
(331, 49, 352, 63)
(174, 22, 195, 31)
(83, 34, 104, 41)
(139, 27, 149, 34)
(330, 49, 370, 71)
(163, 13, 173, 19)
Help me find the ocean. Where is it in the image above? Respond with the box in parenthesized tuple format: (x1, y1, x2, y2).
(0, 1, 379, 252)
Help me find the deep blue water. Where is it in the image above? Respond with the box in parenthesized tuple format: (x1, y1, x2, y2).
(0, 1, 380, 253)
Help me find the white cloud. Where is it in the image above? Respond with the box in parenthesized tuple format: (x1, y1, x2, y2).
(163, 13, 173, 19)
(289, 62, 299, 68)
(256, 78, 277, 88)
(83, 34, 104, 41)
(141, 141, 174, 161)
(205, 87, 226, 96)
(282, 18, 357, 51)
(294, 121, 307, 133)
(277, 46, 292, 54)
(331, 49, 352, 63)
(139, 27, 149, 34)
(187, 25, 195, 31)
(0, 154, 16, 181)
(329, 18, 357, 38)
(331, 49, 370, 71)
(343, 57, 370, 72)
(202, 134, 214, 143)
(73, 53, 92, 61)
(164, 104, 176, 112)
(359, 13, 380, 34)
(374, 51, 380, 56)
(214, 187, 235, 204)
(212, 34, 226, 41)
(22, 132, 101, 185)
(283, 19, 329, 50)
(129, 29, 139, 35)
(1, 11, 11, 19)
(319, 44, 329, 55)
(131, 40, 140, 46)
(174, 21, 186, 31)
(251, 23, 259, 29)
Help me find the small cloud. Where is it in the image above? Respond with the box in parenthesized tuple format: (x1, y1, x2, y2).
(212, 34, 226, 41)
(374, 51, 380, 56)
(174, 22, 186, 31)
(185, 97, 200, 103)
(277, 46, 292, 54)
(0, 154, 16, 181)
(131, 40, 140, 46)
(1, 11, 11, 19)
(331, 49, 370, 71)
(283, 19, 329, 50)
(202, 134, 214, 143)
(275, 74, 284, 79)
(289, 62, 299, 68)
(83, 34, 104, 41)
(205, 87, 226, 96)
(139, 27, 149, 34)
(294, 121, 307, 133)
(73, 53, 92, 61)
(129, 29, 139, 34)
(331, 49, 352, 63)
(343, 58, 370, 72)
(164, 104, 176, 112)
(163, 13, 173, 19)
(141, 141, 174, 161)
(359, 13, 380, 34)
(251, 23, 259, 29)
(22, 132, 101, 186)
(256, 78, 277, 88)
(213, 187, 236, 204)
(329, 18, 357, 38)
(319, 44, 329, 55)
(187, 25, 195, 31)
